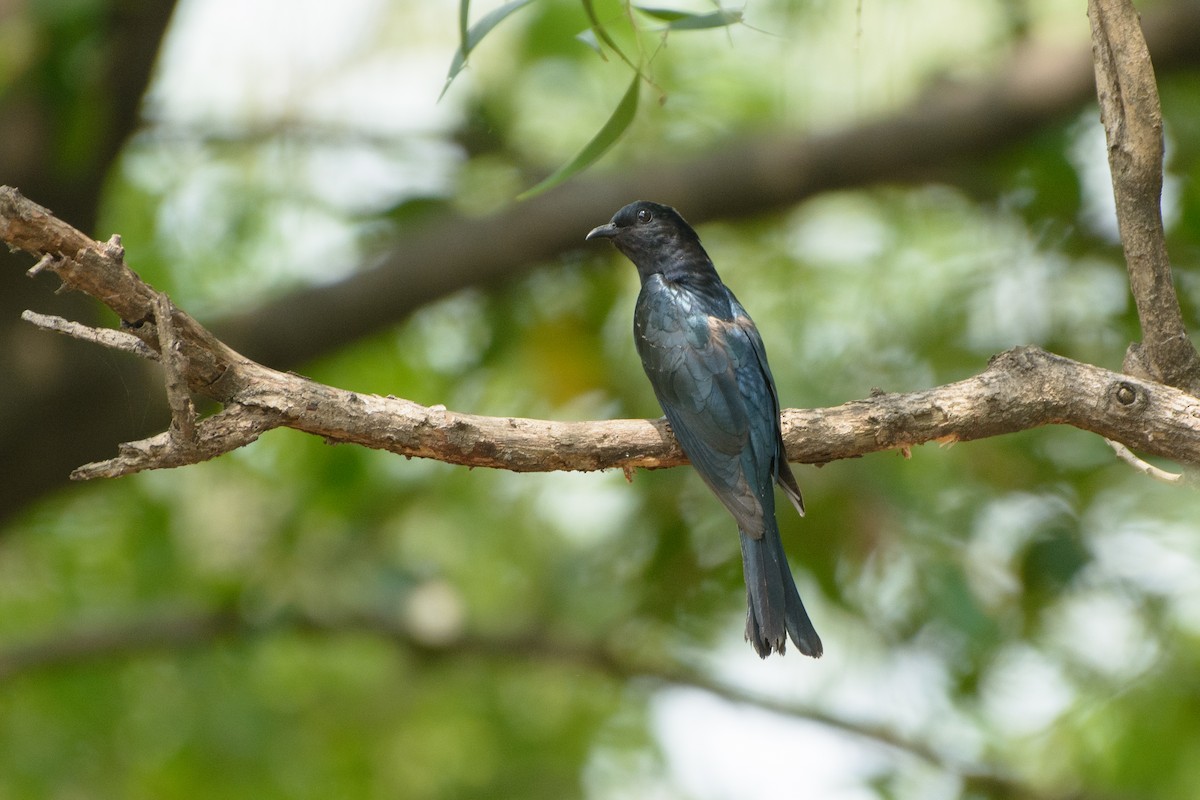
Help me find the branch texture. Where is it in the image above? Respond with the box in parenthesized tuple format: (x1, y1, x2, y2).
(4, 186, 1200, 482)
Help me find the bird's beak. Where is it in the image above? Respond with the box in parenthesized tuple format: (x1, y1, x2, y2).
(586, 222, 618, 241)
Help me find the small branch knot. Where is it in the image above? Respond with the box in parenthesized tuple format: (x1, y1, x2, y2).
(102, 234, 125, 262)
(1114, 381, 1139, 406)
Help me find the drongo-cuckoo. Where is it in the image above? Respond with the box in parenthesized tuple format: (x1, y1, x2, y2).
(587, 201, 822, 658)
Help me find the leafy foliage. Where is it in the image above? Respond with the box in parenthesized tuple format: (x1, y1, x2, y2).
(445, 0, 746, 194)
(442, 0, 535, 100)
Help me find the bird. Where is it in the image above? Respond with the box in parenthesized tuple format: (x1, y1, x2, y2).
(586, 201, 822, 658)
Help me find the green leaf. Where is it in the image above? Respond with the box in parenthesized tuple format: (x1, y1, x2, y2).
(581, 0, 638, 70)
(575, 28, 604, 58)
(458, 0, 471, 59)
(440, 0, 534, 100)
(633, 5, 689, 22)
(518, 71, 641, 199)
(634, 5, 743, 30)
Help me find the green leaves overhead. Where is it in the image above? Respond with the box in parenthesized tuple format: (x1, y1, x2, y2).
(441, 0, 535, 100)
(521, 3, 741, 197)
(445, 2, 744, 195)
(633, 5, 744, 30)
(518, 69, 641, 199)
(580, 0, 638, 70)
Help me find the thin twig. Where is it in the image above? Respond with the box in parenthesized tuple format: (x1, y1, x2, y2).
(25, 253, 59, 277)
(1105, 438, 1187, 485)
(70, 404, 284, 480)
(20, 310, 160, 361)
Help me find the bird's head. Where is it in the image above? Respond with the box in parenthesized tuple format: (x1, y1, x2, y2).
(586, 201, 710, 279)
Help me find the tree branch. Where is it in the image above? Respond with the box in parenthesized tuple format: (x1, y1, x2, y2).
(5, 2, 1200, 521)
(1088, 0, 1200, 392)
(154, 290, 198, 442)
(4, 186, 1200, 481)
(70, 404, 284, 480)
(20, 310, 160, 361)
(1105, 438, 1188, 485)
(3, 2, 1200, 488)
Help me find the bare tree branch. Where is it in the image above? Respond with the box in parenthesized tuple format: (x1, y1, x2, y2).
(20, 310, 159, 361)
(1105, 438, 1188, 485)
(70, 404, 284, 480)
(1088, 0, 1200, 392)
(4, 186, 1200, 482)
(0, 1, 1195, 494)
(4, 2, 1200, 521)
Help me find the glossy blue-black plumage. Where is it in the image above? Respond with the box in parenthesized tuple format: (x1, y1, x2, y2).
(587, 201, 822, 658)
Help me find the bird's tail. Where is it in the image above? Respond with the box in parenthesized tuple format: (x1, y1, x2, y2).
(739, 521, 823, 658)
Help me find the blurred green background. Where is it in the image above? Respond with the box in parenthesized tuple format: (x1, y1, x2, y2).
(3, 0, 1200, 797)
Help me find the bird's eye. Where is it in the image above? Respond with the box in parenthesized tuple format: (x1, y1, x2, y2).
(636, 208, 652, 223)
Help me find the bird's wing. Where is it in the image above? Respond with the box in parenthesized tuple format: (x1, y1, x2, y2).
(635, 277, 778, 536)
(728, 296, 805, 517)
